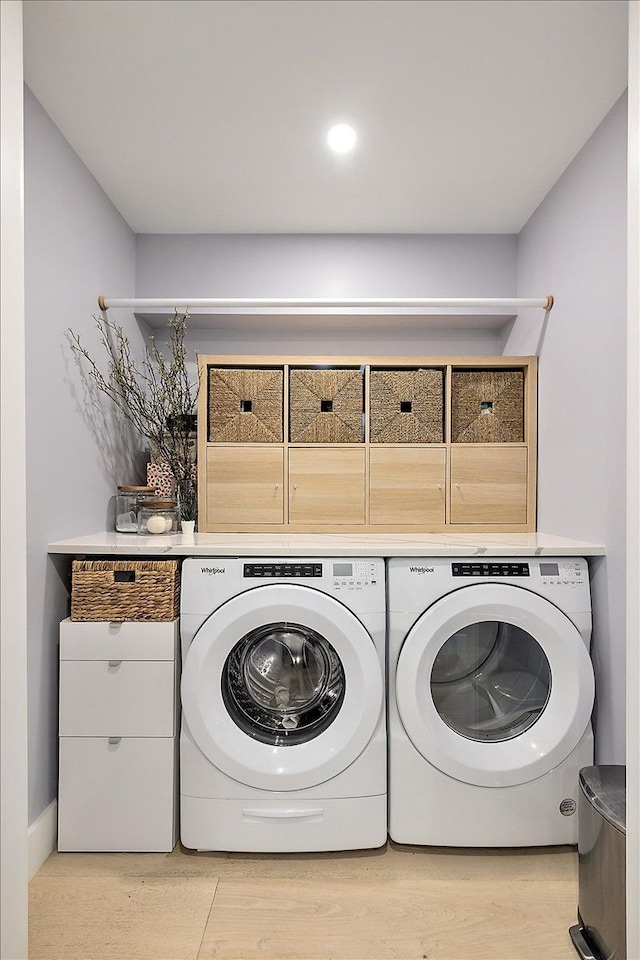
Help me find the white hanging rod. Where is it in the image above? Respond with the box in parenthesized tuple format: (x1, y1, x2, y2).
(98, 295, 554, 312)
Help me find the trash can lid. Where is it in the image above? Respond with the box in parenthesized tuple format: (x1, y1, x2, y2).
(579, 765, 626, 835)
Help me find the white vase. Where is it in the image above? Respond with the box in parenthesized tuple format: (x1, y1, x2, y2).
(181, 519, 196, 538)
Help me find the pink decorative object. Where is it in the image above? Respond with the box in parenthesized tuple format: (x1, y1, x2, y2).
(146, 461, 176, 499)
(146, 460, 197, 501)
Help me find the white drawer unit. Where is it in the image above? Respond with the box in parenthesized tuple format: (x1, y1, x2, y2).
(57, 618, 179, 852)
(59, 660, 175, 737)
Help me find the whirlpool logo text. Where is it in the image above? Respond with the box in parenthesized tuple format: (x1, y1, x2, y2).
(409, 566, 435, 574)
(201, 566, 226, 575)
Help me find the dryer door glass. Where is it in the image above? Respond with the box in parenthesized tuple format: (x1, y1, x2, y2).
(431, 621, 551, 742)
(222, 622, 346, 746)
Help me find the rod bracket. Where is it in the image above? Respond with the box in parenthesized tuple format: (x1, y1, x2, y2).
(97, 295, 107, 311)
(545, 295, 554, 311)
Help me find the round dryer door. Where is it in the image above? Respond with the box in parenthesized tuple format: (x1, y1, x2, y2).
(181, 583, 383, 791)
(395, 583, 594, 787)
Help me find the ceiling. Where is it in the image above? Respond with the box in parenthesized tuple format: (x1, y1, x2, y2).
(22, 0, 628, 235)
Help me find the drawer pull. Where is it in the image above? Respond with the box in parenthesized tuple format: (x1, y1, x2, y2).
(242, 806, 323, 822)
(114, 570, 136, 583)
(107, 737, 122, 745)
(108, 660, 123, 668)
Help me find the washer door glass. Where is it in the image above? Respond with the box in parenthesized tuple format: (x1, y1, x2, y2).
(222, 622, 345, 745)
(431, 621, 551, 742)
(394, 582, 595, 788)
(181, 583, 384, 791)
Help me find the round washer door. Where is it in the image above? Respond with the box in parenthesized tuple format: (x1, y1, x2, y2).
(395, 583, 594, 787)
(181, 583, 383, 791)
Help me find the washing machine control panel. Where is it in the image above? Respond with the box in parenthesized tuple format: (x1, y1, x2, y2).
(244, 562, 322, 578)
(331, 561, 380, 590)
(242, 561, 381, 591)
(452, 562, 530, 577)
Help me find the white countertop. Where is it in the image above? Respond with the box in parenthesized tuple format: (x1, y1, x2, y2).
(47, 531, 606, 557)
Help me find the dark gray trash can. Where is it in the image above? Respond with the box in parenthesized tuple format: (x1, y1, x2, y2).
(569, 765, 626, 960)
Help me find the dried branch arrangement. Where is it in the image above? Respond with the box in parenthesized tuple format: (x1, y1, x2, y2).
(68, 311, 198, 521)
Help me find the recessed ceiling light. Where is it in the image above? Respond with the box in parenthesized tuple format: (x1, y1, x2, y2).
(327, 123, 357, 154)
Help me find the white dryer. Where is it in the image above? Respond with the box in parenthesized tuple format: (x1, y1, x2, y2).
(387, 557, 595, 847)
(180, 557, 386, 852)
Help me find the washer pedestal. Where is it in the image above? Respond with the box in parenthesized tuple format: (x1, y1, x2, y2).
(180, 793, 387, 852)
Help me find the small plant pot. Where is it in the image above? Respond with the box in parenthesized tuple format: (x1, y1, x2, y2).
(181, 519, 196, 538)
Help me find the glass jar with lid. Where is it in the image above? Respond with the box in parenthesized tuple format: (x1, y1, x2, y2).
(137, 500, 179, 536)
(115, 485, 156, 533)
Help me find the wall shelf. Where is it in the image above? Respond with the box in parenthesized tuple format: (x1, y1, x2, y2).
(134, 308, 519, 334)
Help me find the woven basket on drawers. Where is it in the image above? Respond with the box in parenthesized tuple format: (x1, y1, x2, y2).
(370, 368, 444, 443)
(289, 368, 364, 443)
(71, 560, 180, 622)
(451, 369, 525, 443)
(209, 367, 283, 442)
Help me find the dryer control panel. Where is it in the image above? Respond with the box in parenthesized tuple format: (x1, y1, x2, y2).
(450, 560, 586, 587)
(386, 556, 591, 629)
(538, 560, 587, 587)
(452, 562, 530, 577)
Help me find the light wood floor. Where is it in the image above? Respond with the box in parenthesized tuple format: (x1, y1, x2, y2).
(29, 841, 579, 960)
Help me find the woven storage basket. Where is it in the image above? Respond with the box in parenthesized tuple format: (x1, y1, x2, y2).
(71, 559, 180, 622)
(451, 369, 525, 443)
(370, 368, 444, 443)
(289, 368, 364, 443)
(209, 367, 283, 442)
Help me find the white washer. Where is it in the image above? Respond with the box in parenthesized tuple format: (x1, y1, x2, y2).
(387, 557, 595, 847)
(180, 557, 386, 852)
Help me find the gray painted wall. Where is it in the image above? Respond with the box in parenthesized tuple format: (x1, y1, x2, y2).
(24, 88, 139, 822)
(136, 233, 518, 299)
(135, 233, 517, 356)
(505, 93, 628, 763)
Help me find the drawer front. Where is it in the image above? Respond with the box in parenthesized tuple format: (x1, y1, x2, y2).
(289, 447, 366, 525)
(450, 446, 528, 524)
(369, 447, 446, 524)
(60, 618, 178, 660)
(59, 660, 175, 737)
(206, 446, 285, 525)
(58, 737, 176, 852)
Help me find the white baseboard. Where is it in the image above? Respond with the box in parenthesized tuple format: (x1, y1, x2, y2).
(28, 799, 57, 879)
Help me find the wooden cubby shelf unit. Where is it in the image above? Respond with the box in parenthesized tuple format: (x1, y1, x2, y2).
(197, 355, 538, 533)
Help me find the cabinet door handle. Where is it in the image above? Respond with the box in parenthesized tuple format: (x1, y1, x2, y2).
(108, 660, 123, 668)
(108, 737, 122, 745)
(274, 483, 280, 489)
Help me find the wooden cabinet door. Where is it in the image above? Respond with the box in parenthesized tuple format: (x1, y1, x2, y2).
(370, 448, 446, 524)
(289, 448, 365, 525)
(206, 446, 284, 526)
(450, 446, 527, 524)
